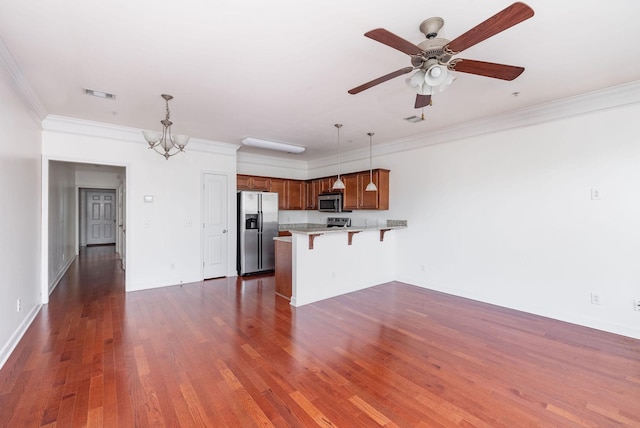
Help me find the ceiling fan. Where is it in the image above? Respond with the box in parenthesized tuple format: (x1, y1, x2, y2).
(348, 2, 534, 109)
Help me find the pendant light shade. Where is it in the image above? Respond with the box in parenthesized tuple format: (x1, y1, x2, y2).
(365, 132, 377, 192)
(332, 124, 345, 190)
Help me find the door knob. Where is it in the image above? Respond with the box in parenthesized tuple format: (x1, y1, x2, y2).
(222, 229, 227, 233)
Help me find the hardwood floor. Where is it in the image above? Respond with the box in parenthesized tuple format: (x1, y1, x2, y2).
(1, 246, 639, 427)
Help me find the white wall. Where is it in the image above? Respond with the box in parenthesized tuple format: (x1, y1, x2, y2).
(48, 161, 76, 292)
(0, 68, 42, 367)
(42, 117, 239, 292)
(384, 103, 640, 339)
(292, 229, 396, 306)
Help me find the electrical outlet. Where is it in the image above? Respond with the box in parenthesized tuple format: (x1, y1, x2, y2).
(17, 298, 21, 312)
(590, 293, 602, 305)
(634, 299, 640, 311)
(591, 188, 602, 200)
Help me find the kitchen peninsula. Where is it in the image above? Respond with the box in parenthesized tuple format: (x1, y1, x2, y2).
(274, 220, 407, 306)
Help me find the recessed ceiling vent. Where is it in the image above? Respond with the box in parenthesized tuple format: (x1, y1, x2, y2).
(404, 115, 423, 123)
(83, 88, 115, 99)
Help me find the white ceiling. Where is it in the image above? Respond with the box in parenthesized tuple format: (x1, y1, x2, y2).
(1, 1, 639, 161)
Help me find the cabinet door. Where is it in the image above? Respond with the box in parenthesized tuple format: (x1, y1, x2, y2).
(359, 169, 390, 210)
(319, 178, 335, 194)
(237, 174, 251, 190)
(286, 180, 306, 210)
(251, 176, 270, 191)
(342, 174, 359, 210)
(360, 171, 378, 209)
(269, 178, 287, 209)
(305, 180, 317, 210)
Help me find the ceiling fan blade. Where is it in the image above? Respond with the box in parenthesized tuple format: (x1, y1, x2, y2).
(415, 94, 431, 109)
(445, 2, 534, 54)
(364, 28, 423, 56)
(348, 67, 414, 94)
(449, 59, 524, 80)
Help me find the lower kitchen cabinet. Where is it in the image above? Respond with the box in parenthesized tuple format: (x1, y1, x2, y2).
(274, 238, 292, 300)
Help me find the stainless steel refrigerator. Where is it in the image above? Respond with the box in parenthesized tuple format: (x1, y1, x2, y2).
(237, 191, 279, 275)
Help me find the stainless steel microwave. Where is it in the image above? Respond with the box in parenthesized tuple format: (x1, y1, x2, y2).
(318, 193, 343, 212)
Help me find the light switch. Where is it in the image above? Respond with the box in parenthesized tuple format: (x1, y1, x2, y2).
(144, 220, 150, 228)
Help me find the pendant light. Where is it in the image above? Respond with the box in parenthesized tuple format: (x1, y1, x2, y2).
(332, 124, 345, 190)
(365, 132, 377, 192)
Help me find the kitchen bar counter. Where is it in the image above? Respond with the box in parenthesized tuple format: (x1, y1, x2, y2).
(279, 220, 407, 250)
(279, 220, 407, 234)
(275, 220, 407, 307)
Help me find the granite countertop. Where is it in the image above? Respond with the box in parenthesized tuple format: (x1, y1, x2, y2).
(278, 220, 407, 235)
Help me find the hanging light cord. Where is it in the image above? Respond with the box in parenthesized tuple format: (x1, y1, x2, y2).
(368, 132, 374, 182)
(336, 124, 342, 179)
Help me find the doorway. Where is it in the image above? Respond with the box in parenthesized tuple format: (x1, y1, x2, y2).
(83, 189, 117, 246)
(202, 173, 229, 279)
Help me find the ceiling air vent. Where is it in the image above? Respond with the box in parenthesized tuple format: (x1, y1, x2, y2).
(403, 115, 423, 123)
(83, 88, 115, 99)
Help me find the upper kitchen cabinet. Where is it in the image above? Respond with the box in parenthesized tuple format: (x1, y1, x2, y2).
(269, 178, 287, 210)
(237, 169, 389, 210)
(342, 169, 389, 210)
(286, 180, 306, 210)
(305, 180, 318, 210)
(245, 176, 306, 210)
(318, 177, 335, 195)
(237, 174, 270, 191)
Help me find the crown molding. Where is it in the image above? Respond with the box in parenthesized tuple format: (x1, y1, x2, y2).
(0, 36, 47, 121)
(308, 80, 640, 170)
(42, 115, 240, 156)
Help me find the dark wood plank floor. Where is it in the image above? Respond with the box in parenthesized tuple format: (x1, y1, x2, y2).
(1, 246, 639, 427)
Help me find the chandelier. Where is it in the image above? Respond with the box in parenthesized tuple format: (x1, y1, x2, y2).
(142, 94, 190, 160)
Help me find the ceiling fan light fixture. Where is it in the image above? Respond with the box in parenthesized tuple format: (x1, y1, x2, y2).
(241, 137, 306, 154)
(424, 64, 449, 87)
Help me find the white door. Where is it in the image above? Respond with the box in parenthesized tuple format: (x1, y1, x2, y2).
(86, 190, 116, 245)
(202, 173, 228, 279)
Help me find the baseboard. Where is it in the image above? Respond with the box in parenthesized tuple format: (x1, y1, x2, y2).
(48, 254, 76, 295)
(0, 303, 42, 370)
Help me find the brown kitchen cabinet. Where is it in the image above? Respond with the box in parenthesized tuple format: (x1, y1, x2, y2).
(237, 170, 389, 210)
(305, 180, 318, 209)
(286, 179, 306, 210)
(318, 177, 336, 194)
(274, 238, 292, 300)
(307, 177, 334, 210)
(342, 169, 389, 210)
(256, 177, 306, 210)
(269, 178, 287, 209)
(237, 174, 270, 191)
